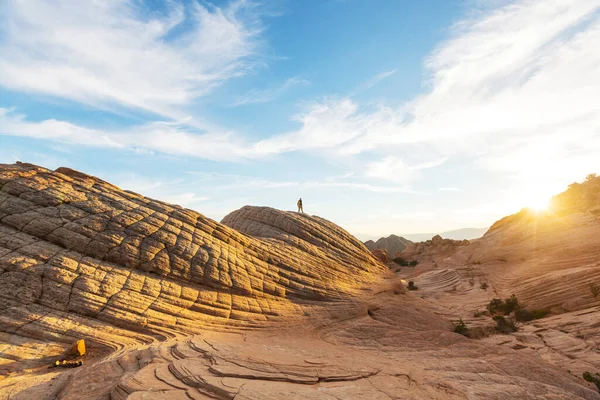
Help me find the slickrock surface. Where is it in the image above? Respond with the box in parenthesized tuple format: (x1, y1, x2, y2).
(0, 162, 599, 399)
(399, 176, 600, 395)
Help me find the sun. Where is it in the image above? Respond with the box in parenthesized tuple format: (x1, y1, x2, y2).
(526, 195, 550, 213)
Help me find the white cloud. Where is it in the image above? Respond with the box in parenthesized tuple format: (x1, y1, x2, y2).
(0, 0, 263, 121)
(254, 0, 600, 190)
(0, 108, 256, 162)
(184, 171, 417, 193)
(232, 77, 310, 106)
(364, 156, 446, 184)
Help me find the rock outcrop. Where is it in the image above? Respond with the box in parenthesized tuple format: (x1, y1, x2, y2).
(364, 234, 412, 256)
(371, 248, 392, 264)
(398, 235, 471, 267)
(1, 162, 599, 399)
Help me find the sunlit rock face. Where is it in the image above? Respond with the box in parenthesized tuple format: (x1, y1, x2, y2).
(1, 162, 598, 399)
(0, 162, 389, 336)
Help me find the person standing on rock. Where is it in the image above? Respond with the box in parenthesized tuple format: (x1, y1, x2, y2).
(297, 198, 304, 213)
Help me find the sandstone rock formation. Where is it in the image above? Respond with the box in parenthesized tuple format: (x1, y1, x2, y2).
(399, 175, 600, 392)
(398, 235, 471, 270)
(0, 162, 598, 399)
(364, 234, 412, 256)
(371, 248, 392, 264)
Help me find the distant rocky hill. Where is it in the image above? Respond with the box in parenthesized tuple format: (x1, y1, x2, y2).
(399, 234, 471, 265)
(364, 234, 412, 257)
(402, 227, 488, 242)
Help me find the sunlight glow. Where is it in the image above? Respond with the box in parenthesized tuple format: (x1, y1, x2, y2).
(526, 195, 550, 212)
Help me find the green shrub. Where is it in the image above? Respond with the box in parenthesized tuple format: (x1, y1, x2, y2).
(504, 294, 520, 313)
(393, 257, 409, 266)
(473, 310, 483, 318)
(493, 315, 518, 333)
(407, 281, 418, 291)
(530, 309, 550, 319)
(393, 257, 419, 267)
(583, 371, 600, 391)
(453, 319, 469, 336)
(480, 282, 489, 290)
(487, 298, 503, 313)
(591, 284, 600, 298)
(487, 295, 520, 315)
(515, 308, 550, 322)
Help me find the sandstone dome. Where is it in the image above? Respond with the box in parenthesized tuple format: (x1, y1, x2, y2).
(0, 162, 598, 399)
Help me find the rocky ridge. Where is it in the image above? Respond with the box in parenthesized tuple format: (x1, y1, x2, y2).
(0, 162, 598, 399)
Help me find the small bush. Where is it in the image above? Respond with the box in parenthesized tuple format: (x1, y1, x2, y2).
(531, 309, 550, 319)
(480, 282, 489, 290)
(407, 281, 418, 291)
(473, 310, 483, 318)
(515, 308, 549, 322)
(453, 319, 469, 336)
(393, 257, 419, 267)
(487, 298, 503, 313)
(487, 295, 520, 315)
(493, 315, 518, 333)
(591, 284, 600, 298)
(504, 294, 519, 313)
(393, 257, 408, 266)
(583, 371, 600, 391)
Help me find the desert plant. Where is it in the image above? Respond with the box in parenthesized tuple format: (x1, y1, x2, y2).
(487, 298, 503, 313)
(585, 173, 597, 182)
(407, 281, 418, 291)
(504, 294, 520, 313)
(394, 257, 418, 267)
(493, 315, 518, 333)
(473, 310, 483, 318)
(393, 257, 409, 266)
(591, 283, 600, 298)
(453, 319, 469, 336)
(515, 308, 550, 322)
(487, 295, 520, 315)
(583, 371, 600, 391)
(480, 282, 489, 290)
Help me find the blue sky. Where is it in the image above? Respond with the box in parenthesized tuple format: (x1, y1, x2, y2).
(1, 0, 599, 240)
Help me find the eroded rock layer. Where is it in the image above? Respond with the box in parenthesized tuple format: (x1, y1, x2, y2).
(0, 163, 389, 377)
(1, 163, 599, 399)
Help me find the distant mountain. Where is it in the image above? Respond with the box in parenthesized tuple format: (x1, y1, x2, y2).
(364, 234, 412, 257)
(402, 227, 488, 242)
(361, 227, 488, 245)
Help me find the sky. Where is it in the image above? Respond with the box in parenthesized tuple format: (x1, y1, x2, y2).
(1, 0, 599, 240)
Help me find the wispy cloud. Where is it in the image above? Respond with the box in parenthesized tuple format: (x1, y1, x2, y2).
(351, 69, 398, 95)
(184, 171, 418, 193)
(364, 156, 447, 184)
(0, 0, 264, 121)
(232, 77, 310, 106)
(253, 0, 600, 187)
(439, 187, 461, 192)
(0, 108, 256, 162)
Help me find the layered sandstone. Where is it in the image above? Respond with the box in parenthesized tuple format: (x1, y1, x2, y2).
(0, 163, 598, 399)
